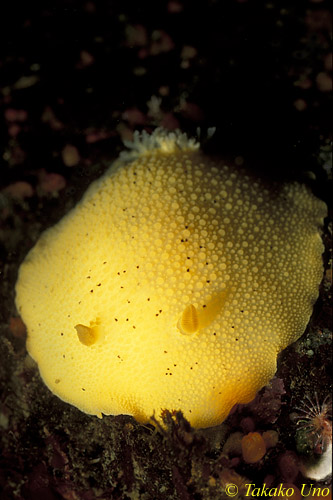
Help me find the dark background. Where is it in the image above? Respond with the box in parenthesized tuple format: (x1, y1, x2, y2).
(1, 0, 331, 191)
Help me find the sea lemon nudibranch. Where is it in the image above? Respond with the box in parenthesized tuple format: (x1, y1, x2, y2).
(15, 128, 327, 428)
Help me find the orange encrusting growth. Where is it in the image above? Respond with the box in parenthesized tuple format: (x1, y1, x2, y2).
(241, 432, 266, 463)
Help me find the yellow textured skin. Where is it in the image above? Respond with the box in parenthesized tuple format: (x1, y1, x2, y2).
(15, 130, 327, 428)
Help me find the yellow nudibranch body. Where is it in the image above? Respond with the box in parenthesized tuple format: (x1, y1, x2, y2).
(15, 129, 326, 428)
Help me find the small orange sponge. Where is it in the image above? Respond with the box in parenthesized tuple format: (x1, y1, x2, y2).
(241, 432, 266, 463)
